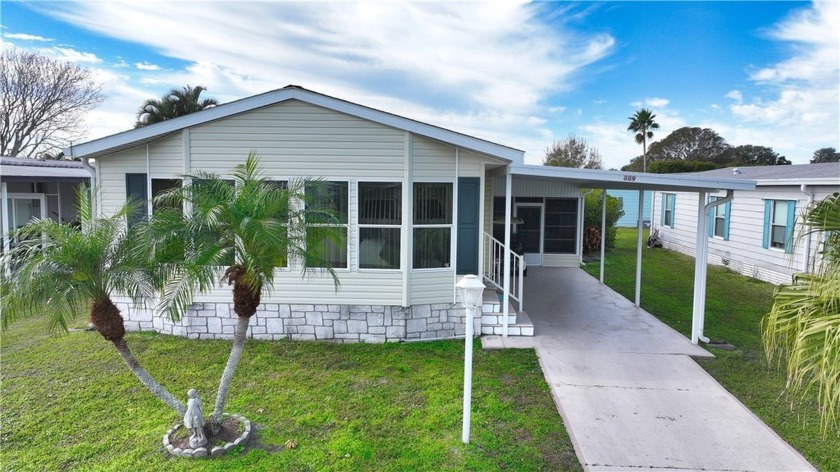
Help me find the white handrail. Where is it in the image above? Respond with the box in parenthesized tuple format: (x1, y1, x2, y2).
(481, 232, 524, 312)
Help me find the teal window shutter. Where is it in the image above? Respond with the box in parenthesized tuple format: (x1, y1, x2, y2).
(723, 202, 731, 241)
(762, 200, 771, 249)
(125, 173, 148, 225)
(784, 200, 796, 253)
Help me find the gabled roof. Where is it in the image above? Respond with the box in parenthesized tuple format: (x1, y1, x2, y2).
(510, 164, 756, 192)
(1, 156, 91, 182)
(681, 162, 840, 186)
(66, 85, 523, 163)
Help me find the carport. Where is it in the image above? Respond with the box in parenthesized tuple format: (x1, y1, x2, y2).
(495, 164, 756, 344)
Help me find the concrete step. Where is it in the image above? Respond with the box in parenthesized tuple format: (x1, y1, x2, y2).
(480, 310, 534, 336)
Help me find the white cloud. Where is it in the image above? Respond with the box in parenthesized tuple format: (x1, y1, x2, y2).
(4, 32, 53, 42)
(725, 1, 839, 162)
(134, 61, 160, 71)
(644, 97, 669, 108)
(39, 46, 101, 64)
(725, 90, 743, 103)
(32, 1, 615, 160)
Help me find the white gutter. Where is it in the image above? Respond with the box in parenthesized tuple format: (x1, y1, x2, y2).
(691, 189, 733, 344)
(800, 185, 815, 273)
(580, 189, 595, 265)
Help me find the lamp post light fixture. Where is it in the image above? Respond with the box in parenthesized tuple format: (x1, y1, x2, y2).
(456, 274, 485, 444)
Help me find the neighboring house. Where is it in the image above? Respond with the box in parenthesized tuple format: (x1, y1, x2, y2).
(66, 85, 755, 343)
(652, 163, 840, 285)
(607, 189, 652, 227)
(1, 156, 91, 253)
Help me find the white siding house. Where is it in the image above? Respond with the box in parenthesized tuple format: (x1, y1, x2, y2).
(651, 163, 840, 285)
(65, 86, 758, 343)
(1, 156, 91, 254)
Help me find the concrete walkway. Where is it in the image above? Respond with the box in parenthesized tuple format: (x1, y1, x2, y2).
(482, 267, 815, 472)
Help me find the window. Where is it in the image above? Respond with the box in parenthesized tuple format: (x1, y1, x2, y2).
(305, 181, 348, 269)
(763, 199, 795, 253)
(543, 198, 577, 254)
(152, 179, 182, 213)
(708, 196, 730, 240)
(413, 183, 452, 269)
(661, 193, 676, 228)
(358, 182, 401, 269)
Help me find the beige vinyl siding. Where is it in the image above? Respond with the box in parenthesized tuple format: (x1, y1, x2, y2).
(410, 270, 455, 305)
(457, 150, 488, 178)
(412, 136, 454, 180)
(189, 100, 405, 179)
(543, 254, 579, 267)
(96, 146, 146, 215)
(653, 185, 835, 285)
(148, 133, 183, 177)
(494, 176, 581, 198)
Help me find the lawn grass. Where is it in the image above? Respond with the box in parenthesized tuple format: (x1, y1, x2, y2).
(582, 227, 839, 470)
(0, 313, 580, 471)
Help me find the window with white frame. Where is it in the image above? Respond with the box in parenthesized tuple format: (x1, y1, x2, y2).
(770, 200, 789, 250)
(358, 182, 401, 269)
(662, 193, 676, 228)
(709, 196, 728, 239)
(305, 181, 348, 269)
(413, 183, 453, 269)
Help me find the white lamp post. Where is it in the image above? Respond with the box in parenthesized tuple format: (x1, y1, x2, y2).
(456, 274, 485, 444)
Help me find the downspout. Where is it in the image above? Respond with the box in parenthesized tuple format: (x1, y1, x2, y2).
(800, 184, 815, 273)
(693, 189, 733, 344)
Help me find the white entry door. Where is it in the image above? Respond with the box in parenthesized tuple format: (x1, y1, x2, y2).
(515, 204, 543, 266)
(6, 193, 46, 246)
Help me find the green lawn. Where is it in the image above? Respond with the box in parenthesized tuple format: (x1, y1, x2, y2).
(0, 313, 580, 471)
(583, 227, 839, 470)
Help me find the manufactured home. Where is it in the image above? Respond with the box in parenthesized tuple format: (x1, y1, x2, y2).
(652, 163, 839, 285)
(1, 156, 91, 253)
(66, 86, 755, 343)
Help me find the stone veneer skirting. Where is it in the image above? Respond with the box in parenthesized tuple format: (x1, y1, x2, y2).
(117, 302, 469, 343)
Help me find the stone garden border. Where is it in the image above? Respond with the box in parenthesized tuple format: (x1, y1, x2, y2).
(163, 413, 251, 458)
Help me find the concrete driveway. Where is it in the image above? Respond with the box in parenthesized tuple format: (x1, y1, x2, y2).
(483, 267, 815, 472)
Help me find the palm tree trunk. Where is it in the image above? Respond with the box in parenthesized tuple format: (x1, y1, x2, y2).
(112, 338, 186, 415)
(211, 315, 250, 428)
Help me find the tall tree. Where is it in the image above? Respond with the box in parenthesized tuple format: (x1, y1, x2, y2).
(719, 145, 790, 166)
(543, 134, 603, 169)
(811, 147, 840, 163)
(763, 192, 840, 433)
(627, 108, 660, 173)
(0, 48, 104, 158)
(149, 153, 341, 432)
(135, 85, 218, 127)
(0, 189, 185, 415)
(645, 127, 730, 164)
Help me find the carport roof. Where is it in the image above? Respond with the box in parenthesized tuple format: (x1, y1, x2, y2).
(1, 156, 91, 183)
(510, 164, 756, 192)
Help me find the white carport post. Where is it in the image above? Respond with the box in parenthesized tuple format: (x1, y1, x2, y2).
(691, 189, 710, 344)
(599, 189, 607, 284)
(634, 189, 644, 306)
(1, 182, 9, 276)
(502, 168, 512, 337)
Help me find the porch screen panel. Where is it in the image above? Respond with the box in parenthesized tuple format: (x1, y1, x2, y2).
(543, 198, 577, 254)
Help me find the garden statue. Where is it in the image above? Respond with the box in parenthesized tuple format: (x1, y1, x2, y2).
(184, 389, 207, 448)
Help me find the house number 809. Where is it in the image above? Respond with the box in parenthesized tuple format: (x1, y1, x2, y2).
(623, 175, 636, 181)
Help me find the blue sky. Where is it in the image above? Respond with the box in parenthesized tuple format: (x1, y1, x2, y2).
(2, 1, 838, 168)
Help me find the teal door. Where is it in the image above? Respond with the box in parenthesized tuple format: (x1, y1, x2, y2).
(457, 178, 480, 274)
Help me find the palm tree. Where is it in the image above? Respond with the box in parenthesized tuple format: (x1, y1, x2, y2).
(762, 192, 840, 433)
(135, 85, 218, 128)
(627, 108, 660, 173)
(149, 152, 341, 431)
(0, 189, 186, 415)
